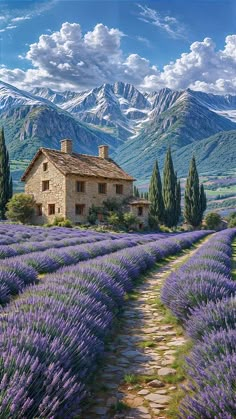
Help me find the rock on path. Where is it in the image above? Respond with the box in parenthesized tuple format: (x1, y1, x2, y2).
(80, 244, 206, 419)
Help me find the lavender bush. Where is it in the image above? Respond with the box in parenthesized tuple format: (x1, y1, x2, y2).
(161, 228, 236, 417)
(0, 230, 208, 417)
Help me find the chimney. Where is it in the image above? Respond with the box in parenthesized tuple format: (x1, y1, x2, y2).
(98, 145, 109, 159)
(61, 139, 73, 154)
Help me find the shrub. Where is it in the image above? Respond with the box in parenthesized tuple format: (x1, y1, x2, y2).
(180, 354, 236, 418)
(161, 270, 236, 322)
(6, 193, 35, 224)
(228, 212, 236, 228)
(204, 212, 222, 230)
(186, 296, 236, 341)
(186, 329, 236, 382)
(123, 212, 138, 230)
(107, 212, 120, 228)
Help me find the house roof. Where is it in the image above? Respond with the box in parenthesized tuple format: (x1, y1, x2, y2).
(129, 199, 151, 206)
(21, 148, 135, 182)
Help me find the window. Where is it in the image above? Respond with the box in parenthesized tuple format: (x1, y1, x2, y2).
(48, 204, 55, 215)
(58, 208, 61, 213)
(75, 204, 85, 215)
(98, 183, 107, 194)
(43, 162, 48, 171)
(77, 181, 85, 193)
(42, 180, 50, 191)
(116, 184, 123, 195)
(36, 204, 42, 216)
(138, 206, 143, 216)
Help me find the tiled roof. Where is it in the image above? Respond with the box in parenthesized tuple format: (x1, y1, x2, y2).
(21, 148, 135, 181)
(129, 199, 151, 205)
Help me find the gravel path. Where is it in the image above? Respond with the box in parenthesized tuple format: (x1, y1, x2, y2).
(81, 241, 208, 419)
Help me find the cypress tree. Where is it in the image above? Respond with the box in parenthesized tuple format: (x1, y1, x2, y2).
(163, 148, 176, 227)
(149, 159, 164, 223)
(133, 185, 140, 198)
(184, 155, 203, 227)
(0, 127, 12, 219)
(200, 183, 207, 218)
(175, 178, 181, 225)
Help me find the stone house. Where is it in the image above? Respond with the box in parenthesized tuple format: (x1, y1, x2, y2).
(21, 139, 150, 227)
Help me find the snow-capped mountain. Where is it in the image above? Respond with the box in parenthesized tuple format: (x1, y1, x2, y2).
(0, 79, 236, 181)
(32, 81, 236, 141)
(32, 82, 152, 140)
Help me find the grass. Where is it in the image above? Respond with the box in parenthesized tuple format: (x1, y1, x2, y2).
(137, 340, 156, 349)
(123, 373, 159, 385)
(110, 401, 129, 413)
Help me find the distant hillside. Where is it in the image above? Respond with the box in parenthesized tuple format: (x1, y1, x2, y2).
(0, 79, 236, 184)
(114, 94, 236, 180)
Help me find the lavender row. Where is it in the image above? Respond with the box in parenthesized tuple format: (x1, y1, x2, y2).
(0, 234, 174, 305)
(0, 231, 208, 418)
(0, 233, 118, 259)
(0, 224, 109, 245)
(161, 228, 236, 418)
(0, 232, 175, 259)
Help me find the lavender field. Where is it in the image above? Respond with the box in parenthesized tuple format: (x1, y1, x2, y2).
(0, 224, 235, 418)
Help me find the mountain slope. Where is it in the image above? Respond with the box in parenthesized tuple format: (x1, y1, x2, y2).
(172, 130, 236, 176)
(32, 81, 151, 140)
(1, 79, 236, 183)
(0, 81, 122, 160)
(114, 92, 236, 179)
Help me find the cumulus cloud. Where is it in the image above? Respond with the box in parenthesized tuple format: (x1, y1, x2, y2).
(141, 35, 236, 94)
(0, 22, 157, 90)
(137, 4, 187, 39)
(0, 20, 236, 95)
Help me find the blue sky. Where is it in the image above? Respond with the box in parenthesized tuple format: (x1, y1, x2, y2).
(0, 0, 235, 93)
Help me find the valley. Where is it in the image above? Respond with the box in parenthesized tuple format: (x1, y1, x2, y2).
(0, 80, 235, 214)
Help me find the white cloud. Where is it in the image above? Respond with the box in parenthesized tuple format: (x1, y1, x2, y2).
(0, 0, 57, 33)
(0, 22, 157, 90)
(141, 36, 236, 94)
(11, 16, 31, 23)
(137, 4, 187, 40)
(0, 20, 236, 95)
(136, 36, 151, 47)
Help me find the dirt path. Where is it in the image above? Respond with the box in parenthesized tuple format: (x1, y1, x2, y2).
(81, 240, 209, 419)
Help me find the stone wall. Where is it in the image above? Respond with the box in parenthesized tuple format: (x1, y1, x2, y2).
(24, 154, 66, 225)
(130, 204, 150, 228)
(65, 174, 133, 223)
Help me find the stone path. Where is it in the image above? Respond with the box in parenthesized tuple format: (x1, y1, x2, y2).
(80, 243, 206, 419)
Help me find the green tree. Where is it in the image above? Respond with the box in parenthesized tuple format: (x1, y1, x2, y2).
(228, 212, 236, 228)
(149, 160, 164, 224)
(205, 212, 222, 230)
(175, 178, 181, 225)
(107, 212, 120, 228)
(123, 212, 138, 230)
(6, 193, 35, 224)
(184, 156, 205, 227)
(0, 127, 12, 219)
(133, 185, 140, 198)
(200, 183, 207, 215)
(162, 148, 177, 227)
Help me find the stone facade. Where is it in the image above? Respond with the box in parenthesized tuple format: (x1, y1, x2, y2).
(129, 200, 150, 229)
(65, 174, 133, 223)
(22, 141, 135, 225)
(24, 153, 66, 225)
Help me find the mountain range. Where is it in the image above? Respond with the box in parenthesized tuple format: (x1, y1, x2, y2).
(0, 80, 236, 182)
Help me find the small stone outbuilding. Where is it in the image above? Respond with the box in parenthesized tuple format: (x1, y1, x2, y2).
(129, 199, 151, 229)
(21, 139, 150, 227)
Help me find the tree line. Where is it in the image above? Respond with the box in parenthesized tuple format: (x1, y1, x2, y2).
(135, 147, 207, 228)
(0, 128, 12, 219)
